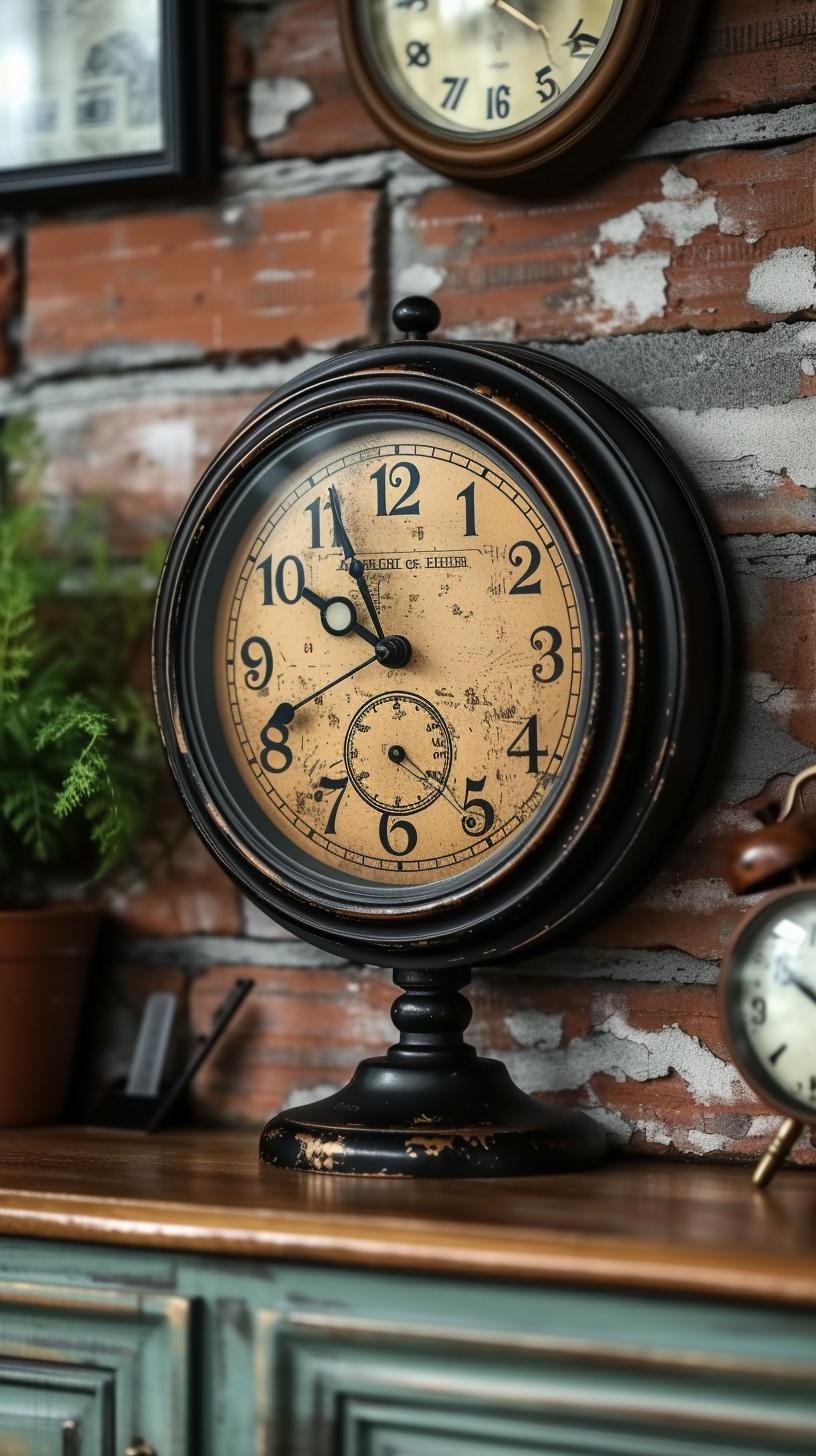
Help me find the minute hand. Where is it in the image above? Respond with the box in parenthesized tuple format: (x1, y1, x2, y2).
(328, 485, 386, 641)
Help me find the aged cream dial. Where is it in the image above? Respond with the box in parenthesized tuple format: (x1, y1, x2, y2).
(729, 895, 816, 1116)
(215, 421, 588, 888)
(363, 0, 621, 137)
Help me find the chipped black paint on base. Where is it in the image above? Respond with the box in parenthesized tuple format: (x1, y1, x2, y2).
(260, 968, 606, 1177)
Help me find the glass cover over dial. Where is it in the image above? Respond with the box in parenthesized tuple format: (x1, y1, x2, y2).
(199, 415, 590, 899)
(724, 890, 816, 1119)
(360, 0, 621, 139)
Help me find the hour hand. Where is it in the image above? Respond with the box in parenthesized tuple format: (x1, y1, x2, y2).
(301, 587, 379, 647)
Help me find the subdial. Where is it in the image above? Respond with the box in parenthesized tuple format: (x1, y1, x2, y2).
(344, 694, 453, 815)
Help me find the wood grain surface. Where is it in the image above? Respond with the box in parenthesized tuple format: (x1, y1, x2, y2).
(1, 1128, 816, 1306)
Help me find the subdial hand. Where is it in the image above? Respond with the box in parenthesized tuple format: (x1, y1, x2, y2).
(328, 485, 387, 641)
(301, 587, 379, 647)
(388, 744, 464, 815)
(270, 636, 413, 727)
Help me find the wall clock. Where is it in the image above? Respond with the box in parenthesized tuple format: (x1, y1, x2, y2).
(338, 0, 702, 186)
(153, 296, 731, 1177)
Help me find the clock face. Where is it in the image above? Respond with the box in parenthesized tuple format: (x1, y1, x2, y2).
(195, 415, 590, 898)
(360, 0, 622, 139)
(724, 891, 816, 1119)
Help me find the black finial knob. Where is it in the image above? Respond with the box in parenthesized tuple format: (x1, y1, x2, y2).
(393, 296, 441, 341)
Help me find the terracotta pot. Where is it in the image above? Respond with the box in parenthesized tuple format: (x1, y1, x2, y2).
(0, 905, 99, 1126)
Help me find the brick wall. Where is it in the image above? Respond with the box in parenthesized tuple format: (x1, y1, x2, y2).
(3, 0, 815, 1160)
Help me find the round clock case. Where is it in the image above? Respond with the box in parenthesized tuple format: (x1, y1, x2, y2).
(339, 0, 703, 187)
(153, 297, 731, 1176)
(719, 885, 816, 1125)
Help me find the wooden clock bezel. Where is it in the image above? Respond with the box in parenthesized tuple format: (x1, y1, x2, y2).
(338, 0, 703, 185)
(719, 886, 816, 1124)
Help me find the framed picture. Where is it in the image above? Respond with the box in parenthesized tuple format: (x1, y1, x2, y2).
(0, 0, 215, 199)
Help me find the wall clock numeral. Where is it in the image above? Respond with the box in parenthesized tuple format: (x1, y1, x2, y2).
(531, 625, 564, 683)
(316, 775, 349, 834)
(240, 636, 274, 690)
(304, 498, 341, 550)
(486, 85, 511, 121)
(406, 39, 431, 67)
(507, 715, 548, 774)
(260, 718, 293, 773)
(565, 20, 599, 58)
(379, 812, 419, 857)
(442, 76, 468, 111)
(461, 776, 495, 837)
(257, 554, 305, 606)
(508, 540, 542, 594)
(372, 461, 421, 516)
(535, 65, 559, 103)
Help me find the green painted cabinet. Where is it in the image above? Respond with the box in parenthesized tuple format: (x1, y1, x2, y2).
(0, 1238, 815, 1455)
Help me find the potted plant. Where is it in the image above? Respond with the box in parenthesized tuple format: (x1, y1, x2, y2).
(0, 416, 164, 1125)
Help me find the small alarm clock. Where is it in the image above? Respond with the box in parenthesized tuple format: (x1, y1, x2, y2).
(153, 297, 731, 1176)
(339, 0, 702, 187)
(720, 765, 816, 1187)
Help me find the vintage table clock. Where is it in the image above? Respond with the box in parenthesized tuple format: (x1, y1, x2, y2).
(153, 296, 730, 1177)
(721, 764, 816, 1188)
(339, 0, 702, 187)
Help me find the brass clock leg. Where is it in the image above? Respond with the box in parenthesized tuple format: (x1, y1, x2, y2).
(752, 1117, 802, 1189)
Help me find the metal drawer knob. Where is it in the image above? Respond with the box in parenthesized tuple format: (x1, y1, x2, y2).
(125, 1443, 157, 1456)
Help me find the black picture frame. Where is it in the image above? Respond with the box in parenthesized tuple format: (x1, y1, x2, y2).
(0, 0, 216, 202)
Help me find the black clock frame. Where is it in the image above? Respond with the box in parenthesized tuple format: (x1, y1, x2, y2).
(153, 299, 731, 1176)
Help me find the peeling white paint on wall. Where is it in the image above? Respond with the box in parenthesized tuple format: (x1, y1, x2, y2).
(396, 262, 446, 297)
(747, 246, 816, 314)
(596, 167, 718, 252)
(249, 77, 314, 142)
(586, 251, 670, 330)
(649, 397, 816, 493)
(501, 1001, 750, 1106)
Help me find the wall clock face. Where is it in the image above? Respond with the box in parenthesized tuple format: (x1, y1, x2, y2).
(213, 419, 589, 891)
(363, 0, 621, 140)
(156, 306, 729, 967)
(339, 0, 702, 184)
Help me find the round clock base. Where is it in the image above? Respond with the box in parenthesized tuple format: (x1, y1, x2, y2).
(259, 969, 606, 1177)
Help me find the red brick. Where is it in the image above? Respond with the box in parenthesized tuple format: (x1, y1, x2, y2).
(254, 0, 385, 160)
(40, 392, 266, 555)
(25, 190, 380, 364)
(110, 817, 243, 939)
(0, 237, 16, 375)
(396, 140, 816, 341)
(664, 0, 816, 120)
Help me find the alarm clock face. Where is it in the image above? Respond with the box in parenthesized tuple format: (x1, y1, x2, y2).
(721, 890, 816, 1120)
(360, 0, 621, 139)
(183, 413, 591, 902)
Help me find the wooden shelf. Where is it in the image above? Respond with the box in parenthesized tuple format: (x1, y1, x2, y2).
(0, 1128, 814, 1306)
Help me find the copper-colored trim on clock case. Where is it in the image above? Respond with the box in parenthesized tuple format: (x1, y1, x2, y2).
(338, 0, 702, 185)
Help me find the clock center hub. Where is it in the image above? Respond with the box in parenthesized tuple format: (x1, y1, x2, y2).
(345, 693, 453, 815)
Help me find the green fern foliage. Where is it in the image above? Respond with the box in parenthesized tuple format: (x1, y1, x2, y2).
(0, 416, 164, 907)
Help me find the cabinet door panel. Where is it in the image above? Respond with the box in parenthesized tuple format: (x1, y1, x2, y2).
(0, 1359, 110, 1455)
(259, 1321, 816, 1456)
(0, 1281, 192, 1455)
